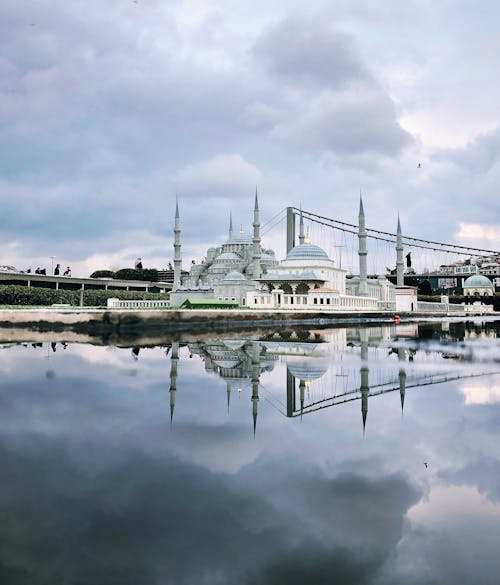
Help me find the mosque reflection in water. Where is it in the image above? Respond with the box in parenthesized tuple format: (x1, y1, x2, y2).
(156, 320, 499, 435)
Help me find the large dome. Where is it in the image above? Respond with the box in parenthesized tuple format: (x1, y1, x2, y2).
(223, 271, 246, 281)
(286, 243, 329, 261)
(226, 234, 253, 245)
(463, 274, 493, 288)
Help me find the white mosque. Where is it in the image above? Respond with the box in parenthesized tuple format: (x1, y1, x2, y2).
(169, 193, 411, 312)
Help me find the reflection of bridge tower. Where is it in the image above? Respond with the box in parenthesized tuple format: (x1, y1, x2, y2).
(169, 341, 179, 425)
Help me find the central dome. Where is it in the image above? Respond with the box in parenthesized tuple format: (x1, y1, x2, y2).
(286, 243, 329, 261)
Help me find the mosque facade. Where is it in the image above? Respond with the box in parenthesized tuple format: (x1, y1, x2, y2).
(169, 193, 399, 310)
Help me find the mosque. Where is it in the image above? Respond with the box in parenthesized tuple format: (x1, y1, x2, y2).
(169, 191, 400, 311)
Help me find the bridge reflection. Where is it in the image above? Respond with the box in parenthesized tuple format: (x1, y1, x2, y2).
(166, 321, 499, 434)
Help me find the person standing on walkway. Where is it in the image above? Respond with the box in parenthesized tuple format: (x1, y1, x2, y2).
(54, 263, 60, 275)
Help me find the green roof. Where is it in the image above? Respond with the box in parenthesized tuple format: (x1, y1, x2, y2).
(180, 298, 239, 309)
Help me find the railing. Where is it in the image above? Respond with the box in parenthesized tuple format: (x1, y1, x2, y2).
(417, 301, 468, 314)
(378, 301, 396, 311)
(107, 298, 171, 309)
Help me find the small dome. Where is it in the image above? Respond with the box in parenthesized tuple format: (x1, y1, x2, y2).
(286, 243, 329, 261)
(223, 271, 246, 281)
(463, 274, 493, 288)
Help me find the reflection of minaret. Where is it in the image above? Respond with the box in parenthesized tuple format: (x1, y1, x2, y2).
(226, 381, 231, 414)
(173, 199, 182, 291)
(252, 189, 262, 280)
(398, 347, 406, 414)
(251, 341, 261, 436)
(358, 195, 368, 296)
(169, 341, 179, 426)
(360, 330, 369, 434)
(299, 379, 306, 418)
(396, 215, 404, 287)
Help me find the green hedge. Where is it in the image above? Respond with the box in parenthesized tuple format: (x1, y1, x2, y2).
(0, 285, 169, 307)
(113, 268, 158, 282)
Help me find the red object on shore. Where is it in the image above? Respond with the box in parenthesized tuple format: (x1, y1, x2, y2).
(394, 314, 401, 323)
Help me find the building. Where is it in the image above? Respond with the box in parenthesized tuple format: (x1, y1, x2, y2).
(170, 194, 408, 312)
(462, 274, 495, 298)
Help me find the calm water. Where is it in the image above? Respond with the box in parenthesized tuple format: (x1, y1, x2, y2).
(1, 319, 499, 585)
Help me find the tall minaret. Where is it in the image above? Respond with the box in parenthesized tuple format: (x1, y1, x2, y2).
(169, 341, 179, 426)
(251, 341, 260, 436)
(396, 215, 404, 287)
(298, 207, 305, 245)
(173, 199, 182, 291)
(228, 212, 233, 240)
(252, 188, 262, 280)
(358, 195, 368, 296)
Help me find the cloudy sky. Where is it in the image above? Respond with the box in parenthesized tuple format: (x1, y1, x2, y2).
(1, 0, 499, 276)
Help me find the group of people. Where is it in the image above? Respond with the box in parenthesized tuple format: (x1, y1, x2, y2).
(53, 264, 71, 276)
(27, 264, 72, 276)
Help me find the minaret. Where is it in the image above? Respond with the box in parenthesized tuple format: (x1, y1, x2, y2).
(251, 341, 260, 436)
(169, 341, 179, 426)
(298, 207, 305, 245)
(228, 212, 233, 240)
(360, 331, 369, 434)
(358, 195, 368, 296)
(252, 189, 262, 280)
(173, 199, 182, 291)
(396, 215, 404, 287)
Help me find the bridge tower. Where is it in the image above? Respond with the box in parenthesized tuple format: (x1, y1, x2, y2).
(286, 207, 296, 253)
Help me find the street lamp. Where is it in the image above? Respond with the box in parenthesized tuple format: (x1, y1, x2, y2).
(50, 256, 56, 275)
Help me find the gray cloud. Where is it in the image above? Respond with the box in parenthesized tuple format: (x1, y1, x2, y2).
(253, 16, 371, 89)
(272, 88, 412, 155)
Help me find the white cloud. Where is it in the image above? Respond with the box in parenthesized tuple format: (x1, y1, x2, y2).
(175, 154, 262, 198)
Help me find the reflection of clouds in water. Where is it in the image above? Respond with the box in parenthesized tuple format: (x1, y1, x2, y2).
(385, 484, 500, 585)
(460, 377, 500, 404)
(440, 457, 500, 504)
(0, 432, 419, 585)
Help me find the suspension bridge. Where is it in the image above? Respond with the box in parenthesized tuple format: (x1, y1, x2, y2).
(260, 206, 499, 293)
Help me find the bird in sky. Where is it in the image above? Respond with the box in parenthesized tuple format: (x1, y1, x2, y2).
(417, 163, 422, 168)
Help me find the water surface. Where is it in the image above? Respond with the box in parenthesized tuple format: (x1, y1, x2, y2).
(1, 319, 499, 584)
